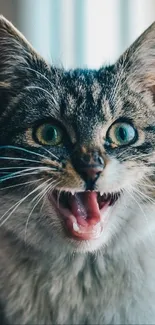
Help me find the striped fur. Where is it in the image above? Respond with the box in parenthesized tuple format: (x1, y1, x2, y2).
(0, 16, 155, 324)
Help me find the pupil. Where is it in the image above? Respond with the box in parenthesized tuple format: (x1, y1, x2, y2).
(119, 127, 127, 141)
(44, 127, 56, 141)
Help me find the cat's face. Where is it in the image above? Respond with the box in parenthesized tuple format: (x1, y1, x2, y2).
(0, 16, 155, 253)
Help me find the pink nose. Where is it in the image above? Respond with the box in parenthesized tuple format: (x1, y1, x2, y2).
(72, 148, 105, 184)
(80, 165, 104, 182)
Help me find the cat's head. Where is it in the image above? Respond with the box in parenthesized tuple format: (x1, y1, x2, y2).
(0, 16, 155, 254)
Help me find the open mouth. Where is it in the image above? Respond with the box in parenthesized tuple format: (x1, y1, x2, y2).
(48, 190, 120, 240)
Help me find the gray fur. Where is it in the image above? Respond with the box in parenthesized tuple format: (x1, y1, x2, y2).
(0, 16, 155, 325)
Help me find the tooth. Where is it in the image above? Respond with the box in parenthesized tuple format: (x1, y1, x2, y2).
(104, 193, 107, 200)
(73, 222, 80, 232)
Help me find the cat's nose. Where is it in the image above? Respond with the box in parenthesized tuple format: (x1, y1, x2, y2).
(73, 150, 105, 183)
(80, 164, 104, 182)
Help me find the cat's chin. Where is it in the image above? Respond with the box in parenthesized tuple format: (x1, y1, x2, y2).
(47, 189, 120, 245)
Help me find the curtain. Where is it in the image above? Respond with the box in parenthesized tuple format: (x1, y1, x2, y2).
(1, 0, 155, 68)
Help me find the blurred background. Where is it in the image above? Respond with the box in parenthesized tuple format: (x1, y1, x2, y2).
(0, 0, 155, 69)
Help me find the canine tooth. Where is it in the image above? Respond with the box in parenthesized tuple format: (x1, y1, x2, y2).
(73, 222, 80, 232)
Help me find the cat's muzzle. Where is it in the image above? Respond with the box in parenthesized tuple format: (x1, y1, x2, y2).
(48, 190, 120, 240)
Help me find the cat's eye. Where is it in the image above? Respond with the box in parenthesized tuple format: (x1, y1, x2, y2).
(35, 123, 63, 146)
(107, 122, 137, 147)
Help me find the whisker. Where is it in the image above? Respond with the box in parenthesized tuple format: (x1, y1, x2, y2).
(0, 168, 39, 181)
(117, 148, 131, 159)
(131, 186, 155, 205)
(119, 152, 154, 163)
(0, 166, 54, 170)
(129, 153, 154, 161)
(26, 85, 58, 107)
(26, 67, 55, 90)
(24, 179, 54, 242)
(137, 177, 155, 190)
(125, 188, 154, 241)
(24, 179, 60, 243)
(0, 178, 51, 226)
(0, 178, 44, 191)
(0, 156, 42, 164)
(0, 164, 59, 184)
(41, 146, 60, 161)
(0, 166, 50, 178)
(30, 179, 58, 205)
(0, 170, 41, 184)
(0, 145, 52, 161)
(0, 166, 41, 170)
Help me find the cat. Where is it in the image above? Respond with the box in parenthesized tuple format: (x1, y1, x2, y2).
(0, 14, 155, 324)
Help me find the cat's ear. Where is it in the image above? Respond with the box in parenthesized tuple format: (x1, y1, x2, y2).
(0, 15, 47, 87)
(0, 16, 48, 111)
(117, 22, 155, 95)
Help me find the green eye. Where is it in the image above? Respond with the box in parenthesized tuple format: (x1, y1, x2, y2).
(107, 122, 137, 147)
(35, 123, 63, 146)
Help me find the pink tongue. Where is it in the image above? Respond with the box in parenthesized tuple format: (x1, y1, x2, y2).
(70, 192, 101, 226)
